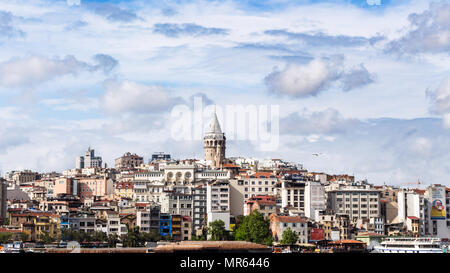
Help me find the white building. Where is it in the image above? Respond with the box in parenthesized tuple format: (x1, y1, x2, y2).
(305, 181, 326, 220)
(206, 180, 230, 231)
(424, 185, 449, 238)
(398, 189, 428, 236)
(76, 147, 102, 169)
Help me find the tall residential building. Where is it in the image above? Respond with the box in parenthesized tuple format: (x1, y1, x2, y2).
(137, 205, 161, 233)
(327, 187, 381, 223)
(397, 189, 428, 235)
(0, 179, 7, 222)
(76, 147, 102, 169)
(114, 152, 144, 169)
(204, 109, 226, 169)
(279, 179, 325, 219)
(192, 186, 207, 234)
(160, 190, 193, 217)
(424, 185, 449, 238)
(206, 180, 230, 231)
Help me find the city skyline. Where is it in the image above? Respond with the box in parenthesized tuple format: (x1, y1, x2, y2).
(0, 0, 450, 186)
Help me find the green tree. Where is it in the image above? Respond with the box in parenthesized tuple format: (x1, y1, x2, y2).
(191, 234, 206, 241)
(91, 231, 107, 242)
(39, 231, 54, 244)
(235, 210, 273, 245)
(207, 220, 228, 241)
(140, 229, 160, 243)
(107, 233, 119, 247)
(280, 228, 299, 245)
(19, 232, 29, 242)
(0, 233, 13, 244)
(121, 224, 144, 247)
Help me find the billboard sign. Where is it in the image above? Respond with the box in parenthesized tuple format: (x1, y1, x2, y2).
(430, 187, 446, 220)
(330, 230, 340, 241)
(310, 228, 324, 241)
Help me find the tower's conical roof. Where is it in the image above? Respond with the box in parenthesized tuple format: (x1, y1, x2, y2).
(209, 109, 222, 134)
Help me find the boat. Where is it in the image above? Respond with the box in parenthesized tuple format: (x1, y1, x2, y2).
(373, 237, 447, 253)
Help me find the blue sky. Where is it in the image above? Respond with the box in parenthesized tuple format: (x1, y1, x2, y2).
(0, 0, 450, 186)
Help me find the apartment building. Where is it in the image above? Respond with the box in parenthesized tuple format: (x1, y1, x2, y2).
(136, 205, 160, 233)
(160, 190, 193, 217)
(244, 195, 277, 218)
(192, 186, 207, 233)
(114, 152, 144, 170)
(77, 176, 114, 201)
(241, 172, 279, 201)
(54, 177, 76, 197)
(114, 182, 134, 199)
(181, 216, 192, 240)
(0, 179, 6, 222)
(327, 187, 381, 222)
(398, 189, 428, 235)
(76, 147, 102, 169)
(207, 180, 231, 231)
(106, 212, 127, 236)
(171, 214, 182, 241)
(12, 170, 40, 186)
(424, 185, 450, 238)
(69, 213, 96, 233)
(9, 211, 60, 241)
(269, 215, 308, 244)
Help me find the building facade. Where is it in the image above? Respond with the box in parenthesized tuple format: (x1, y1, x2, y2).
(76, 147, 103, 169)
(115, 152, 144, 169)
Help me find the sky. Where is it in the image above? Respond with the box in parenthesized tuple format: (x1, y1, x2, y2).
(0, 0, 450, 186)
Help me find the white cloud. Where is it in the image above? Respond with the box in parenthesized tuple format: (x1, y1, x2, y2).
(386, 2, 450, 55)
(427, 76, 450, 115)
(0, 54, 118, 88)
(101, 80, 183, 114)
(265, 58, 335, 97)
(265, 57, 375, 98)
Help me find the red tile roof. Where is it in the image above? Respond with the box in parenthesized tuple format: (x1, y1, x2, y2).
(0, 228, 22, 233)
(246, 172, 279, 178)
(181, 216, 192, 222)
(330, 240, 365, 245)
(223, 164, 240, 168)
(270, 215, 307, 223)
(11, 212, 57, 217)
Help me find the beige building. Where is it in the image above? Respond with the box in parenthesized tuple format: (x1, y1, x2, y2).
(270, 215, 308, 244)
(181, 216, 192, 240)
(53, 177, 75, 197)
(245, 195, 276, 218)
(327, 187, 381, 223)
(12, 170, 40, 185)
(114, 152, 144, 170)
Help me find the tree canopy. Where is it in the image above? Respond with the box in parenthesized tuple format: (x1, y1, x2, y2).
(234, 210, 273, 245)
(280, 228, 299, 245)
(207, 219, 228, 241)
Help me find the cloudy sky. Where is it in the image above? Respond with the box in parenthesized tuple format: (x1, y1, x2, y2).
(0, 0, 450, 186)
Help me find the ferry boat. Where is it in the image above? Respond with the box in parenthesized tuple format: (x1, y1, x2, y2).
(373, 237, 447, 253)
